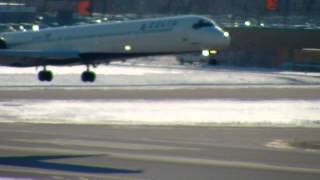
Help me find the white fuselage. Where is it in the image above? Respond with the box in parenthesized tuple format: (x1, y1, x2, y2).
(0, 15, 230, 67)
(3, 15, 229, 52)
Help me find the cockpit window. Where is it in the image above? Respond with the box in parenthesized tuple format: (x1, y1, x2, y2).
(192, 20, 214, 30)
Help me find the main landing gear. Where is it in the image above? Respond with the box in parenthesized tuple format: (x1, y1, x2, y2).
(37, 65, 97, 83)
(81, 65, 96, 83)
(38, 67, 53, 82)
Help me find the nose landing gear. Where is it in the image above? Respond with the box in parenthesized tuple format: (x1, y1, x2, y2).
(202, 49, 219, 66)
(208, 58, 219, 66)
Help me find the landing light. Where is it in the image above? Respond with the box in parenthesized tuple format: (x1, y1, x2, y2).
(223, 32, 230, 37)
(32, 25, 40, 31)
(244, 21, 251, 27)
(210, 50, 218, 55)
(124, 45, 132, 51)
(202, 50, 210, 57)
(260, 23, 265, 27)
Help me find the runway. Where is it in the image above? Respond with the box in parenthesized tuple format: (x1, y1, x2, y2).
(0, 64, 320, 179)
(0, 124, 319, 180)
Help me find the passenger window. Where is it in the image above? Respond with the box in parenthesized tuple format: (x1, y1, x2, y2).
(192, 20, 213, 30)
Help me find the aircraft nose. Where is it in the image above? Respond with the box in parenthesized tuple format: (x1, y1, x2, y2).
(203, 29, 231, 50)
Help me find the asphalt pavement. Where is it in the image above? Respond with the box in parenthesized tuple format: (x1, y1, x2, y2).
(0, 124, 319, 180)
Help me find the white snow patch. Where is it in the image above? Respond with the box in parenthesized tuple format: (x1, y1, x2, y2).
(1, 100, 320, 127)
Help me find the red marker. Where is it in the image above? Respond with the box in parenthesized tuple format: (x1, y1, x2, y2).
(266, 0, 279, 11)
(78, 0, 92, 16)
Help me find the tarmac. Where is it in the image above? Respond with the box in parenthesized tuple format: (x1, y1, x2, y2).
(0, 124, 319, 180)
(0, 65, 320, 179)
(0, 87, 320, 100)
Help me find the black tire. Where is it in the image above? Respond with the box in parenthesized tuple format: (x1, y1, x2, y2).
(208, 58, 219, 66)
(38, 70, 53, 82)
(81, 72, 88, 82)
(82, 71, 96, 82)
(178, 59, 185, 65)
(38, 71, 46, 81)
(44, 71, 53, 82)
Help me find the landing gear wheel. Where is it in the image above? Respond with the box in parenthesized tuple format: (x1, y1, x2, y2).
(178, 59, 185, 65)
(208, 58, 219, 66)
(38, 70, 53, 82)
(81, 71, 96, 82)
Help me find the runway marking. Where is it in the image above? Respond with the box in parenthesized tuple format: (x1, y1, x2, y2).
(266, 139, 320, 153)
(13, 139, 199, 151)
(266, 139, 294, 150)
(0, 145, 320, 175)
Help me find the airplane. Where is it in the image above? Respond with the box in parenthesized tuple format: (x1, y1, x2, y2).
(0, 15, 230, 82)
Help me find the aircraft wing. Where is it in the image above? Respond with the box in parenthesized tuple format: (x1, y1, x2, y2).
(0, 49, 81, 67)
(0, 49, 80, 59)
(79, 52, 191, 60)
(0, 50, 182, 60)
(0, 50, 196, 67)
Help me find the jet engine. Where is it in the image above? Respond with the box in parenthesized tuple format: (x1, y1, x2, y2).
(0, 37, 8, 49)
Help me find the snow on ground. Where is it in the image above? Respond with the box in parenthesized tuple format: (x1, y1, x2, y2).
(0, 99, 319, 127)
(0, 61, 320, 127)
(0, 62, 320, 88)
